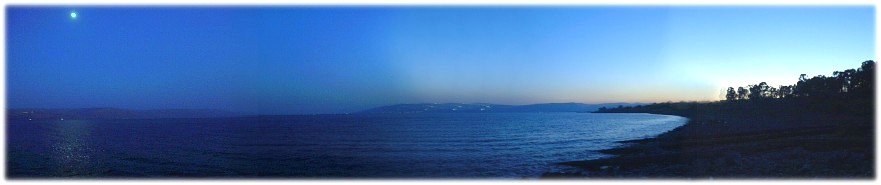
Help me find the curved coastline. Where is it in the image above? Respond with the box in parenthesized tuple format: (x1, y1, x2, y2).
(542, 112, 693, 178)
(544, 103, 874, 179)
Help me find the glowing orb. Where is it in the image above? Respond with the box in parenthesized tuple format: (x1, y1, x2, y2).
(70, 12, 77, 19)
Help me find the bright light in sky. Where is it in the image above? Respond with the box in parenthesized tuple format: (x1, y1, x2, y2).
(5, 6, 876, 114)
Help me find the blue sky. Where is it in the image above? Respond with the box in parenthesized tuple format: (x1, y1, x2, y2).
(6, 6, 875, 114)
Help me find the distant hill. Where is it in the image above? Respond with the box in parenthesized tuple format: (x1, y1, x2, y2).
(358, 103, 645, 114)
(7, 108, 242, 121)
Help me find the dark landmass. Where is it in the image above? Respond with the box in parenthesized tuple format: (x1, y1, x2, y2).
(546, 60, 875, 179)
(358, 102, 644, 114)
(7, 108, 242, 121)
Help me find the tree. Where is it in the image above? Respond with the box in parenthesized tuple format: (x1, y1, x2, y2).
(718, 60, 870, 102)
(833, 69, 856, 93)
(759, 82, 771, 98)
(778, 85, 794, 98)
(737, 87, 749, 100)
(748, 82, 770, 100)
(725, 87, 737, 101)
(768, 86, 779, 99)
(852, 60, 875, 97)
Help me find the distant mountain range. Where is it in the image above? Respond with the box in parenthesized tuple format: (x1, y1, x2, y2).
(7, 103, 648, 120)
(7, 108, 241, 121)
(358, 103, 646, 114)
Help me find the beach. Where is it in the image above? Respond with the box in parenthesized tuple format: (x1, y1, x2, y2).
(544, 99, 874, 178)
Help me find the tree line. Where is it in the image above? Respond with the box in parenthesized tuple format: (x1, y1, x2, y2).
(725, 60, 875, 101)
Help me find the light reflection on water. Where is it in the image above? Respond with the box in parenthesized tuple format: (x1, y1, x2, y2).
(50, 120, 96, 176)
(8, 113, 686, 178)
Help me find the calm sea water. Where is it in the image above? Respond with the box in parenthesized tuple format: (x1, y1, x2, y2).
(7, 113, 686, 178)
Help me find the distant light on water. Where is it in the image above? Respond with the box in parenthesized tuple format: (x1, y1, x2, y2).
(6, 113, 687, 177)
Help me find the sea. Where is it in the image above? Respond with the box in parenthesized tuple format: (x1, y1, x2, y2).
(7, 113, 686, 178)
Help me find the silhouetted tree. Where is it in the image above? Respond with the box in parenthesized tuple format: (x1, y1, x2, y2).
(748, 82, 771, 100)
(737, 87, 749, 100)
(721, 60, 872, 102)
(768, 86, 779, 99)
(759, 82, 772, 98)
(777, 85, 794, 98)
(725, 87, 737, 101)
(852, 60, 875, 98)
(794, 74, 810, 97)
(833, 69, 856, 93)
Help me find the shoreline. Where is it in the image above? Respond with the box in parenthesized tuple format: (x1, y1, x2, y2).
(542, 102, 874, 179)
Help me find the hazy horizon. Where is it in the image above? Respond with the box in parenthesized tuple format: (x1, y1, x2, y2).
(7, 6, 875, 114)
(5, 101, 652, 114)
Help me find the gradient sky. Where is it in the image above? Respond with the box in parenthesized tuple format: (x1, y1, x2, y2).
(6, 6, 875, 114)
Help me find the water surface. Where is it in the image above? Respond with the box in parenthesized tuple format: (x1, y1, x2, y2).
(7, 113, 686, 178)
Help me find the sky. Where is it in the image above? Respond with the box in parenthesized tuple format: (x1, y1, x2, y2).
(6, 6, 875, 114)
